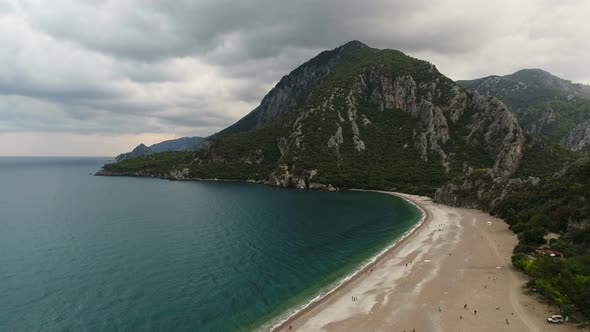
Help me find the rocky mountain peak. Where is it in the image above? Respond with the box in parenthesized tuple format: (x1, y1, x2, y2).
(337, 40, 369, 50)
(191, 43, 526, 192)
(104, 42, 530, 195)
(214, 41, 379, 137)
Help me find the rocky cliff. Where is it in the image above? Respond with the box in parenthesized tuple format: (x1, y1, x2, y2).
(102, 41, 528, 196)
(458, 69, 590, 152)
(562, 120, 590, 153)
(215, 41, 375, 136)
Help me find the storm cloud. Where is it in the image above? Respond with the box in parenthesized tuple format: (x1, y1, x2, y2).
(1, 0, 589, 155)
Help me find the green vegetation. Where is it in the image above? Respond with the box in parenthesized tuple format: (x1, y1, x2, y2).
(458, 69, 590, 146)
(512, 255, 590, 319)
(189, 120, 286, 180)
(496, 159, 590, 319)
(101, 45, 522, 197)
(103, 151, 192, 175)
(318, 48, 435, 92)
(289, 101, 448, 194)
(445, 104, 496, 174)
(514, 135, 580, 178)
(100, 46, 590, 320)
(521, 98, 590, 142)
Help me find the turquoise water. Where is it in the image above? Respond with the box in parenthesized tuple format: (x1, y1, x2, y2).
(0, 157, 421, 331)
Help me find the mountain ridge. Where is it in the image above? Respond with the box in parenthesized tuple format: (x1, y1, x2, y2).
(101, 42, 527, 194)
(458, 69, 590, 151)
(114, 136, 206, 162)
(214, 40, 376, 137)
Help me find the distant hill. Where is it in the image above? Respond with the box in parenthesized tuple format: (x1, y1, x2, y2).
(458, 69, 590, 151)
(115, 136, 206, 162)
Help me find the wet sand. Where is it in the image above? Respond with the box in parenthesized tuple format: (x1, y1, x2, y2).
(273, 192, 577, 332)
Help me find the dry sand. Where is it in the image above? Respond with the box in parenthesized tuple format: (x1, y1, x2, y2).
(273, 192, 578, 332)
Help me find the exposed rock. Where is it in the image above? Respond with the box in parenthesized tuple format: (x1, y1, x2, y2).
(240, 149, 264, 165)
(101, 42, 530, 197)
(268, 165, 336, 190)
(196, 49, 517, 191)
(458, 68, 590, 149)
(562, 120, 590, 152)
(168, 168, 190, 180)
(466, 95, 524, 177)
(327, 126, 344, 148)
(216, 41, 372, 136)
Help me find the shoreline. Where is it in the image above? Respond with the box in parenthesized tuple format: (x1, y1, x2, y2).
(268, 191, 431, 331)
(273, 192, 578, 331)
(93, 173, 577, 330)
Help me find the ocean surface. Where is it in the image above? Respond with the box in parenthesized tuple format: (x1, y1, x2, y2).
(0, 157, 421, 331)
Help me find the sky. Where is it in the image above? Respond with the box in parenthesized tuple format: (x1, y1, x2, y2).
(1, 0, 589, 156)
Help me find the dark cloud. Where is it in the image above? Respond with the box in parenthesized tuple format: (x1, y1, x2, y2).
(1, 0, 589, 155)
(20, 0, 502, 62)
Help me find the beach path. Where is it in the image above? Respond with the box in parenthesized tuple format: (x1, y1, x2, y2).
(275, 193, 577, 332)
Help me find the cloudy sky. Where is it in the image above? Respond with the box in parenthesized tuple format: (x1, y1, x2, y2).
(1, 0, 589, 156)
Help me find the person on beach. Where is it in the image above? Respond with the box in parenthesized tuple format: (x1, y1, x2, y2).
(464, 304, 467, 309)
(474, 310, 477, 315)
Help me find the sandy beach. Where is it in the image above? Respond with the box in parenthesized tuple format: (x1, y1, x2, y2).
(273, 192, 578, 332)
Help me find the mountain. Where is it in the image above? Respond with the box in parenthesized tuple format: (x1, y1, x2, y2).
(101, 41, 529, 194)
(98, 41, 589, 319)
(114, 136, 206, 162)
(458, 69, 590, 151)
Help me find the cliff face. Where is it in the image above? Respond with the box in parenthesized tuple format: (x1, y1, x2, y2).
(100, 42, 580, 205)
(458, 69, 590, 152)
(562, 120, 590, 153)
(215, 41, 375, 136)
(265, 67, 523, 184)
(171, 42, 525, 194)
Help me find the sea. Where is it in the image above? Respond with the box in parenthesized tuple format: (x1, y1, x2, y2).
(0, 157, 421, 331)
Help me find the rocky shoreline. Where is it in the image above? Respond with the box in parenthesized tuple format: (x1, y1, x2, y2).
(94, 169, 340, 191)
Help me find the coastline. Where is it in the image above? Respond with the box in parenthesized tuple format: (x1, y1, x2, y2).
(93, 172, 579, 330)
(268, 191, 430, 331)
(271, 191, 578, 332)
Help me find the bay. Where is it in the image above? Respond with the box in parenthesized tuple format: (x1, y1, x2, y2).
(0, 157, 420, 331)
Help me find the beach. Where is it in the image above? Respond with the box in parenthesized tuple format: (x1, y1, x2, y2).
(273, 192, 577, 332)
